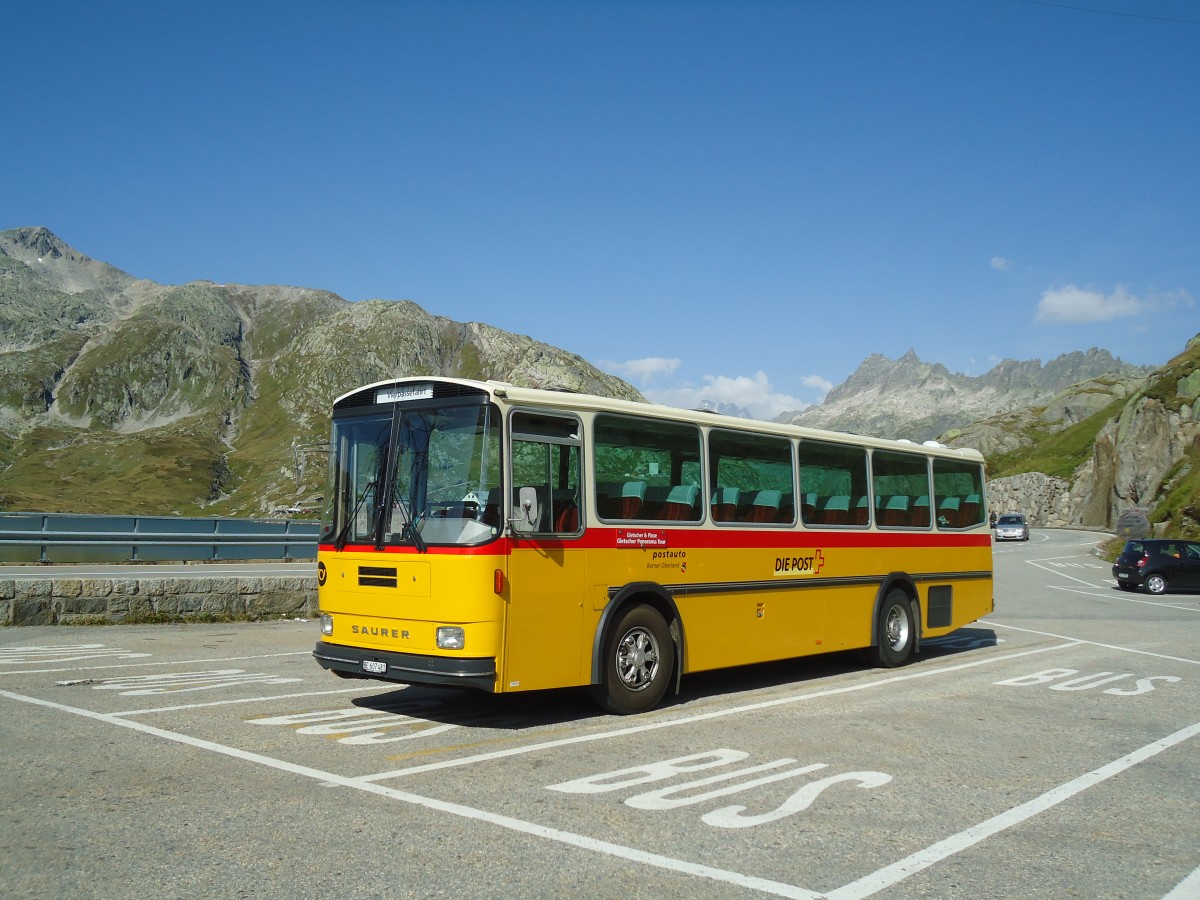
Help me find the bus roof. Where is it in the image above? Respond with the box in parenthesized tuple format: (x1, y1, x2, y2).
(333, 376, 985, 462)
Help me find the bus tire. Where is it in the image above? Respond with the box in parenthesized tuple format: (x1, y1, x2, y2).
(591, 604, 674, 715)
(868, 589, 915, 668)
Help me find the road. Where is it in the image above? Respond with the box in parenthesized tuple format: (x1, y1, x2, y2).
(1, 529, 1196, 899)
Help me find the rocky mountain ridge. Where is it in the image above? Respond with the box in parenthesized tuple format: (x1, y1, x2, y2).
(778, 347, 1148, 442)
(986, 335, 1200, 536)
(0, 227, 641, 515)
(786, 339, 1198, 537)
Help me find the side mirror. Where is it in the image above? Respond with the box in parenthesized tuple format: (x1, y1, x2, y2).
(510, 487, 539, 533)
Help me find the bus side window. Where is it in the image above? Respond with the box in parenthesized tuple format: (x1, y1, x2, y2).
(709, 429, 794, 526)
(510, 411, 583, 536)
(799, 440, 869, 528)
(594, 414, 701, 523)
(872, 450, 931, 530)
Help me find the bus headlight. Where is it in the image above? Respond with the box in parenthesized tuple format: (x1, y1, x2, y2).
(436, 626, 465, 650)
(321, 614, 334, 636)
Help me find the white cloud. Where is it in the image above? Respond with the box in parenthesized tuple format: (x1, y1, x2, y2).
(1037, 285, 1141, 323)
(990, 256, 1012, 272)
(801, 374, 835, 394)
(643, 371, 823, 421)
(1036, 284, 1193, 324)
(604, 356, 681, 383)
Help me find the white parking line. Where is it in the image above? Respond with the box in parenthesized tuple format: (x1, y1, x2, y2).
(1025, 555, 1106, 587)
(0, 650, 311, 677)
(1164, 863, 1200, 899)
(1045, 582, 1200, 612)
(826, 719, 1200, 900)
(2, 685, 1194, 900)
(989, 621, 1200, 667)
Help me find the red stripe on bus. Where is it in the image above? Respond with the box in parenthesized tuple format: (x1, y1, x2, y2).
(319, 528, 990, 556)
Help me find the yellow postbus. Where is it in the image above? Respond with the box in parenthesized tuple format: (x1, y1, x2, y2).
(313, 377, 993, 714)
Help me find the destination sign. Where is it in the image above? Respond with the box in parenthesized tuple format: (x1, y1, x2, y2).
(376, 384, 433, 403)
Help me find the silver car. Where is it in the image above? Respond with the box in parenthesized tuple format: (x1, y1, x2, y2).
(995, 513, 1029, 541)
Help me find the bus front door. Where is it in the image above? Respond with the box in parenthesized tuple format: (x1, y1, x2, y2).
(503, 535, 587, 692)
(503, 413, 588, 693)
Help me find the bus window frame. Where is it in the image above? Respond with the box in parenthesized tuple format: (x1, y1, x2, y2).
(932, 457, 987, 531)
(707, 428, 797, 528)
(592, 412, 704, 525)
(507, 408, 585, 538)
(797, 438, 871, 530)
(870, 448, 934, 531)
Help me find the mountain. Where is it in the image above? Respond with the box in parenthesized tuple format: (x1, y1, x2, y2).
(3, 226, 1195, 537)
(981, 334, 1200, 537)
(778, 341, 1200, 536)
(696, 400, 753, 419)
(777, 348, 1148, 442)
(0, 227, 642, 516)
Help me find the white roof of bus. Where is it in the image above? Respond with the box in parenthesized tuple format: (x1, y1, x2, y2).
(335, 376, 985, 462)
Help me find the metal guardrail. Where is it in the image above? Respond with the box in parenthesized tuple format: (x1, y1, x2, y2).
(0, 513, 320, 563)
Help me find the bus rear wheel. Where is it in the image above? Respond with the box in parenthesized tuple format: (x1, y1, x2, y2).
(868, 589, 915, 668)
(592, 604, 673, 715)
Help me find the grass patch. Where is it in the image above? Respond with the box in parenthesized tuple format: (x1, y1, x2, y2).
(987, 396, 1127, 479)
(0, 419, 228, 514)
(1150, 448, 1200, 540)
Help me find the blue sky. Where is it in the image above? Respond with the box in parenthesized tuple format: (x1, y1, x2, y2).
(4, 0, 1198, 419)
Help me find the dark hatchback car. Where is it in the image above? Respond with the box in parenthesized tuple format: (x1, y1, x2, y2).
(1112, 539, 1200, 595)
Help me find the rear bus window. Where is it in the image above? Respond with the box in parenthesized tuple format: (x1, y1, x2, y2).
(933, 458, 986, 529)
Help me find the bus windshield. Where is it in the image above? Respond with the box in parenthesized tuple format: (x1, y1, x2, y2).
(321, 402, 501, 548)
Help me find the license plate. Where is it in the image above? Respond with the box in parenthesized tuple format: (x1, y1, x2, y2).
(1117, 573, 1129, 580)
(362, 659, 387, 674)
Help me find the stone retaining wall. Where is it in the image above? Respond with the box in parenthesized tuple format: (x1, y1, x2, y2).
(987, 472, 1075, 527)
(0, 575, 319, 626)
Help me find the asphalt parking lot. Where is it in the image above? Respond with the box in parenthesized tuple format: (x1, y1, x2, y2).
(1, 528, 1197, 899)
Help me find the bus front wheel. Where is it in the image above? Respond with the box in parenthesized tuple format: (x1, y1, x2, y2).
(592, 604, 674, 715)
(869, 589, 915, 668)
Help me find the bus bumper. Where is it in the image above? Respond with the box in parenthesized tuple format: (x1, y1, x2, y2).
(312, 641, 497, 692)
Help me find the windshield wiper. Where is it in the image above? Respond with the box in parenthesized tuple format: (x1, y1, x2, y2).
(394, 504, 428, 553)
(333, 480, 377, 551)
